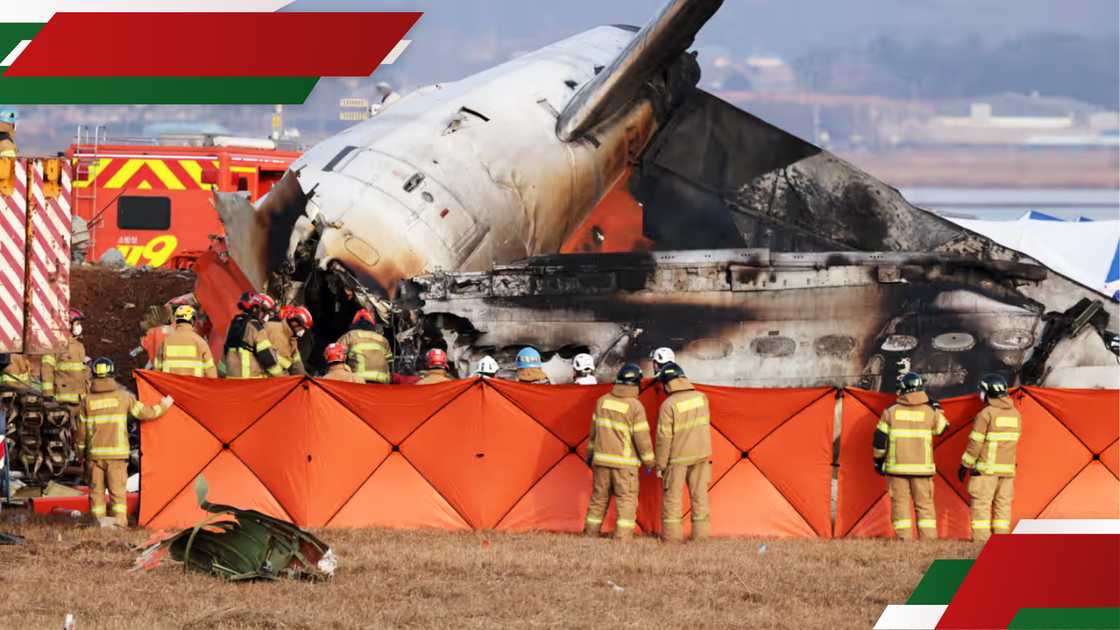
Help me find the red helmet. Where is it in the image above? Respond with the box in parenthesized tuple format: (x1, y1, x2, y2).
(284, 305, 313, 330)
(68, 308, 85, 322)
(324, 343, 347, 364)
(351, 309, 376, 327)
(426, 348, 448, 369)
(251, 293, 277, 314)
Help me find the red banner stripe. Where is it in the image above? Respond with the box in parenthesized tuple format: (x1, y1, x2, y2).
(6, 12, 421, 77)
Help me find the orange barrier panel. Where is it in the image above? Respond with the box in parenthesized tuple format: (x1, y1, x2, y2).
(192, 250, 253, 362)
(836, 387, 1120, 539)
(138, 374, 834, 537)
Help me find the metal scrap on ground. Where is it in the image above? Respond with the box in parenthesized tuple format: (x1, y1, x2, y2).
(134, 476, 335, 581)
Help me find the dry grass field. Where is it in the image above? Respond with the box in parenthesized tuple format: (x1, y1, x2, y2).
(0, 514, 979, 630)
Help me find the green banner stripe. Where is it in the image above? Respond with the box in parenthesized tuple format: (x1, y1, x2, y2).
(0, 24, 44, 64)
(1008, 607, 1120, 629)
(0, 77, 318, 104)
(906, 559, 974, 605)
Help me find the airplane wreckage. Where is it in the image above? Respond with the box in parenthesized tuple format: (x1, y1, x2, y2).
(215, 0, 1118, 397)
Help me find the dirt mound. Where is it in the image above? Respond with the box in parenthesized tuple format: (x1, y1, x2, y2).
(70, 266, 195, 389)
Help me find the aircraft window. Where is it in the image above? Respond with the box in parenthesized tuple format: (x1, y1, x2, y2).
(403, 172, 425, 193)
(564, 80, 578, 90)
(323, 145, 358, 172)
(117, 196, 171, 231)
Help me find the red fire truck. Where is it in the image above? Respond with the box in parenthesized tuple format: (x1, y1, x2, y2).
(67, 135, 300, 268)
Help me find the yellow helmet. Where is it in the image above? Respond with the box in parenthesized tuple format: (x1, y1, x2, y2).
(173, 304, 196, 322)
(92, 357, 114, 378)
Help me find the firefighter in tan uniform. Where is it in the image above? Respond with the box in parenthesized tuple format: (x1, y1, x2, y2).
(42, 308, 90, 418)
(78, 358, 173, 526)
(279, 305, 314, 376)
(655, 362, 712, 542)
(514, 347, 551, 384)
(1, 353, 35, 388)
(0, 108, 17, 157)
(258, 298, 306, 376)
(584, 363, 653, 540)
(321, 344, 364, 383)
(959, 374, 1021, 542)
(336, 309, 393, 384)
(154, 305, 217, 378)
(221, 292, 283, 379)
(873, 372, 949, 541)
(415, 349, 454, 384)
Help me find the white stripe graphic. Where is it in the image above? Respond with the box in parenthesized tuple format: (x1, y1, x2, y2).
(380, 39, 410, 65)
(1, 1, 290, 22)
(1012, 519, 1120, 534)
(873, 605, 947, 630)
(0, 40, 31, 66)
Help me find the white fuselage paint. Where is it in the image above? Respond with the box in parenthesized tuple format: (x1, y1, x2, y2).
(292, 26, 656, 293)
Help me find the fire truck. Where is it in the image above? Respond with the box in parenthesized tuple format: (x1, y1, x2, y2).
(68, 132, 301, 269)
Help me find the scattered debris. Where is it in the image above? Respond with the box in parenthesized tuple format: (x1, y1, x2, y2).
(135, 476, 335, 581)
(607, 580, 625, 593)
(758, 543, 768, 555)
(63, 613, 76, 630)
(0, 531, 25, 545)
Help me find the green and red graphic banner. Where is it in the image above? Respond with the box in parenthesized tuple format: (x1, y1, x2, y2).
(0, 10, 420, 103)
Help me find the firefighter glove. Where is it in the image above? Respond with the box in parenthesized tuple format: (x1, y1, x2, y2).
(957, 465, 969, 483)
(874, 458, 886, 475)
(584, 453, 593, 468)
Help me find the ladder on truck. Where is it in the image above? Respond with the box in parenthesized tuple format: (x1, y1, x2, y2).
(72, 125, 104, 262)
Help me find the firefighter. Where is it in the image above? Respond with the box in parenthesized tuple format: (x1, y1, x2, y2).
(572, 353, 597, 385)
(221, 292, 283, 379)
(650, 347, 675, 376)
(873, 372, 949, 541)
(42, 308, 90, 413)
(335, 309, 393, 384)
(77, 358, 173, 527)
(154, 305, 217, 378)
(259, 299, 306, 376)
(959, 374, 1021, 543)
(584, 363, 653, 540)
(0, 353, 34, 388)
(321, 344, 364, 383)
(515, 347, 551, 384)
(416, 349, 454, 384)
(655, 362, 712, 542)
(0, 107, 17, 157)
(282, 305, 315, 375)
(476, 356, 499, 378)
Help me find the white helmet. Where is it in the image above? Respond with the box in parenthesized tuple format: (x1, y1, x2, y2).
(651, 347, 676, 366)
(572, 353, 595, 374)
(476, 355, 499, 377)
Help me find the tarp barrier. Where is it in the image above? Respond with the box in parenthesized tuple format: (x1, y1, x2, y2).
(137, 372, 1118, 538)
(836, 387, 1120, 538)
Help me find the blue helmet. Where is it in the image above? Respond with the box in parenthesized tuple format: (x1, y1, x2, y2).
(0, 107, 17, 125)
(515, 347, 542, 369)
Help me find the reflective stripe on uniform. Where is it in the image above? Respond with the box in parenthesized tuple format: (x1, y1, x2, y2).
(89, 446, 130, 457)
(593, 452, 641, 467)
(961, 452, 978, 466)
(968, 430, 985, 442)
(356, 370, 390, 383)
(662, 517, 682, 524)
(594, 417, 632, 433)
(57, 362, 85, 371)
(90, 506, 106, 517)
(351, 341, 388, 354)
(601, 399, 629, 413)
(977, 462, 1015, 475)
(892, 518, 912, 530)
(675, 396, 704, 413)
(585, 516, 603, 524)
(675, 416, 709, 431)
(992, 519, 1010, 529)
(111, 503, 128, 514)
(616, 519, 636, 529)
(41, 355, 57, 366)
(917, 519, 937, 529)
(87, 414, 127, 425)
(986, 432, 1019, 442)
(56, 393, 81, 403)
(164, 345, 198, 358)
(971, 519, 991, 529)
(994, 416, 1019, 428)
(893, 409, 925, 422)
(886, 462, 936, 474)
(876, 420, 890, 433)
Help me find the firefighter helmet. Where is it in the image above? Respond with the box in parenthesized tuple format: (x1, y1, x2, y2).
(237, 291, 256, 311)
(92, 357, 114, 378)
(477, 356, 499, 377)
(324, 343, 348, 364)
(173, 304, 196, 323)
(251, 293, 277, 315)
(615, 363, 642, 386)
(898, 372, 925, 395)
(572, 353, 594, 374)
(515, 347, 542, 369)
(979, 374, 1009, 398)
(68, 308, 85, 322)
(426, 348, 449, 370)
(351, 309, 377, 327)
(651, 347, 675, 367)
(658, 361, 685, 384)
(0, 108, 16, 125)
(284, 305, 313, 330)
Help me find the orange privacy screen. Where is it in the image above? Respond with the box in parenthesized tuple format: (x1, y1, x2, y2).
(136, 373, 1120, 538)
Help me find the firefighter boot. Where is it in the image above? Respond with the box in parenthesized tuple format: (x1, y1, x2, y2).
(584, 466, 610, 537)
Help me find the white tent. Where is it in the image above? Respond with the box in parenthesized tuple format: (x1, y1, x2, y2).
(947, 212, 1120, 300)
